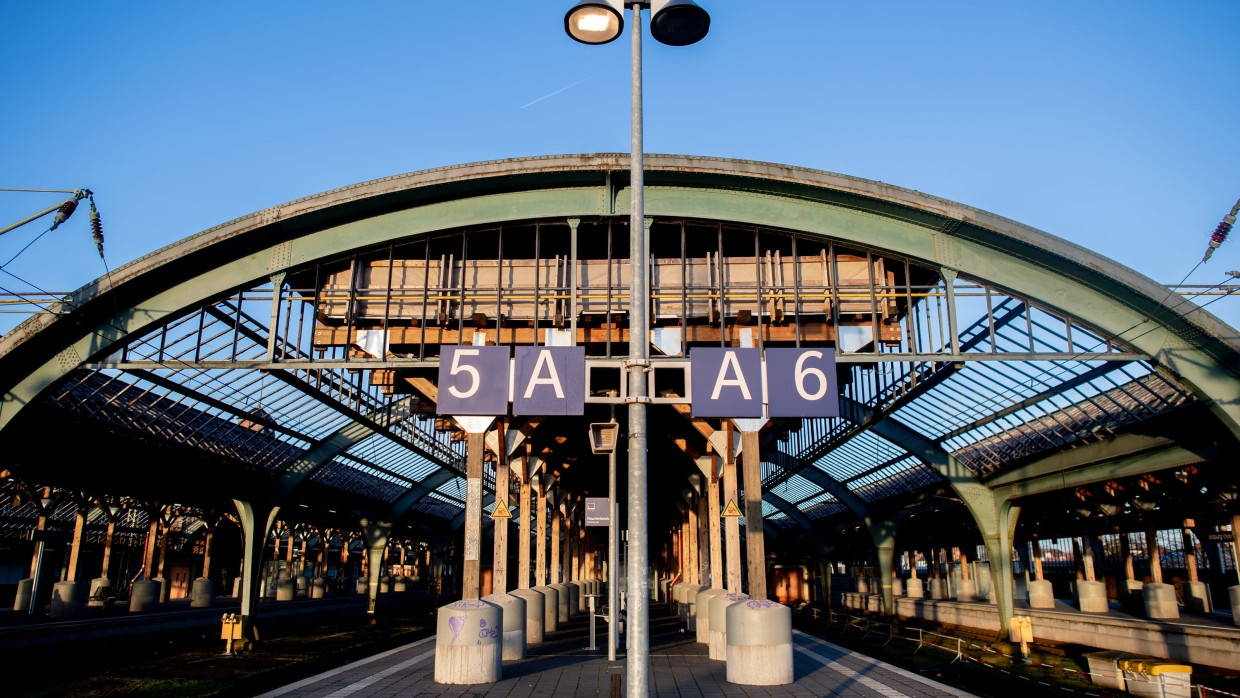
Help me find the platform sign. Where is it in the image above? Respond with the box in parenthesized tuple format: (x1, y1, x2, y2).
(765, 348, 839, 417)
(585, 497, 610, 526)
(513, 346, 585, 416)
(690, 348, 764, 417)
(436, 345, 510, 416)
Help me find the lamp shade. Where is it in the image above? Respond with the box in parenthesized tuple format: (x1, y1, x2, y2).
(650, 0, 710, 46)
(565, 0, 624, 45)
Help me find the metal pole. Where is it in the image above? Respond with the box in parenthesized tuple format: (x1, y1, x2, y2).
(608, 404, 618, 661)
(625, 4, 649, 697)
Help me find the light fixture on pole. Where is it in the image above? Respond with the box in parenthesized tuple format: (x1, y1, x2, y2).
(564, 2, 709, 696)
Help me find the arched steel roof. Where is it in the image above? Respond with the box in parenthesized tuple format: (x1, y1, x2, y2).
(1, 154, 1236, 535)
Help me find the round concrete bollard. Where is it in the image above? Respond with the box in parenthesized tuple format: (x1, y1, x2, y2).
(1075, 580, 1107, 613)
(856, 577, 870, 594)
(695, 588, 727, 644)
(510, 588, 545, 644)
(153, 576, 168, 603)
(394, 576, 408, 593)
(129, 579, 160, 613)
(276, 578, 297, 601)
(356, 578, 368, 595)
(550, 583, 570, 623)
(88, 578, 113, 608)
(1027, 579, 1055, 609)
(1182, 580, 1211, 614)
(726, 599, 793, 686)
(1143, 582, 1180, 620)
(295, 576, 309, 596)
(50, 580, 85, 618)
(659, 578, 670, 604)
(906, 578, 924, 598)
(434, 599, 502, 685)
(686, 585, 709, 632)
(674, 583, 691, 626)
(890, 578, 903, 597)
(379, 576, 391, 594)
(1229, 585, 1240, 626)
(532, 585, 559, 632)
(483, 593, 527, 660)
(566, 582, 582, 614)
(956, 578, 978, 602)
(310, 577, 327, 599)
(928, 578, 948, 600)
(13, 578, 32, 612)
(190, 577, 215, 608)
(708, 592, 748, 660)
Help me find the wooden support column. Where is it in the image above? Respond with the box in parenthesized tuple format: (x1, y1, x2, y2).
(1147, 524, 1162, 584)
(518, 453, 532, 589)
(535, 475, 547, 587)
(707, 451, 723, 590)
(1231, 514, 1240, 585)
(697, 487, 709, 585)
(1031, 539, 1045, 581)
(1181, 521, 1198, 583)
(551, 502, 562, 584)
(1121, 531, 1135, 582)
(142, 510, 159, 581)
(740, 427, 767, 600)
(1082, 535, 1098, 582)
(100, 515, 116, 580)
(462, 429, 486, 600)
(66, 504, 87, 582)
(686, 496, 699, 585)
(202, 517, 215, 581)
(723, 426, 742, 593)
(492, 430, 511, 594)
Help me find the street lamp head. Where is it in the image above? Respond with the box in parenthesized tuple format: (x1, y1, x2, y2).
(565, 0, 624, 45)
(650, 0, 710, 46)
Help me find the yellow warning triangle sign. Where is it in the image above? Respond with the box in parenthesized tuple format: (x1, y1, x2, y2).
(490, 500, 512, 519)
(720, 500, 742, 518)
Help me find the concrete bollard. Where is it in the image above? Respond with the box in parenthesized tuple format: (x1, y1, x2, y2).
(550, 583, 570, 623)
(856, 577, 870, 594)
(1229, 586, 1240, 626)
(154, 576, 169, 603)
(379, 576, 391, 594)
(276, 578, 296, 601)
(510, 588, 545, 644)
(708, 592, 748, 660)
(1075, 580, 1108, 613)
(190, 578, 215, 608)
(891, 578, 903, 597)
(686, 585, 709, 632)
(956, 578, 978, 602)
(310, 577, 327, 599)
(532, 585, 559, 632)
(50, 581, 85, 618)
(726, 600, 793, 685)
(295, 576, 309, 597)
(482, 593, 527, 661)
(566, 582, 582, 614)
(129, 579, 160, 612)
(1143, 583, 1180, 620)
(695, 588, 727, 644)
(906, 578, 924, 598)
(1182, 581, 1211, 614)
(928, 578, 948, 600)
(1027, 580, 1055, 609)
(674, 583, 691, 626)
(434, 599, 502, 685)
(88, 578, 113, 608)
(13, 578, 32, 612)
(394, 576, 408, 593)
(356, 579, 368, 595)
(659, 578, 670, 604)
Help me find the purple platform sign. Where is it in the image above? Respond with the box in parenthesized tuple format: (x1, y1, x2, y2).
(690, 347, 764, 417)
(513, 346, 585, 416)
(436, 345, 510, 416)
(765, 348, 839, 417)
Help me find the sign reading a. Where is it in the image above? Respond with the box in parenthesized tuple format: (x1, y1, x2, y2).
(436, 345, 510, 416)
(585, 497, 610, 526)
(690, 348, 764, 417)
(513, 346, 585, 416)
(765, 348, 839, 417)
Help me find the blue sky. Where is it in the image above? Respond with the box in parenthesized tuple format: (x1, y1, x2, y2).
(2, 1, 1238, 333)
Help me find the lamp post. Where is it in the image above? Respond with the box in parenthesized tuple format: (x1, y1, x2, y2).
(565, 3, 709, 696)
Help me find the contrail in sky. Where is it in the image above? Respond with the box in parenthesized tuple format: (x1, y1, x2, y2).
(520, 75, 595, 109)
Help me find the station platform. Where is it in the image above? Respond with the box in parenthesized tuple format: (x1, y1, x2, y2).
(257, 604, 975, 698)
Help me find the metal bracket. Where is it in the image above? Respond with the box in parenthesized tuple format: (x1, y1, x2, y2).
(622, 359, 651, 372)
(623, 395, 653, 404)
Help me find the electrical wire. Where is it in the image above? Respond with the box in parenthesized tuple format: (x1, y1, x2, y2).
(0, 226, 55, 269)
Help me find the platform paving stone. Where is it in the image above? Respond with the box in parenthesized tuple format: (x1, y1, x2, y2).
(257, 606, 975, 698)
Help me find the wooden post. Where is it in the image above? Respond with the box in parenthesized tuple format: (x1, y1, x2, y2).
(1182, 521, 1198, 583)
(1147, 524, 1162, 584)
(492, 429, 511, 594)
(462, 430, 486, 600)
(1031, 539, 1045, 581)
(101, 515, 116, 580)
(1121, 530, 1135, 582)
(741, 427, 767, 600)
(66, 505, 87, 582)
(723, 425, 742, 593)
(687, 494, 699, 585)
(203, 518, 215, 580)
(518, 453, 532, 589)
(697, 485, 709, 585)
(535, 474, 547, 587)
(707, 451, 723, 590)
(1231, 514, 1240, 586)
